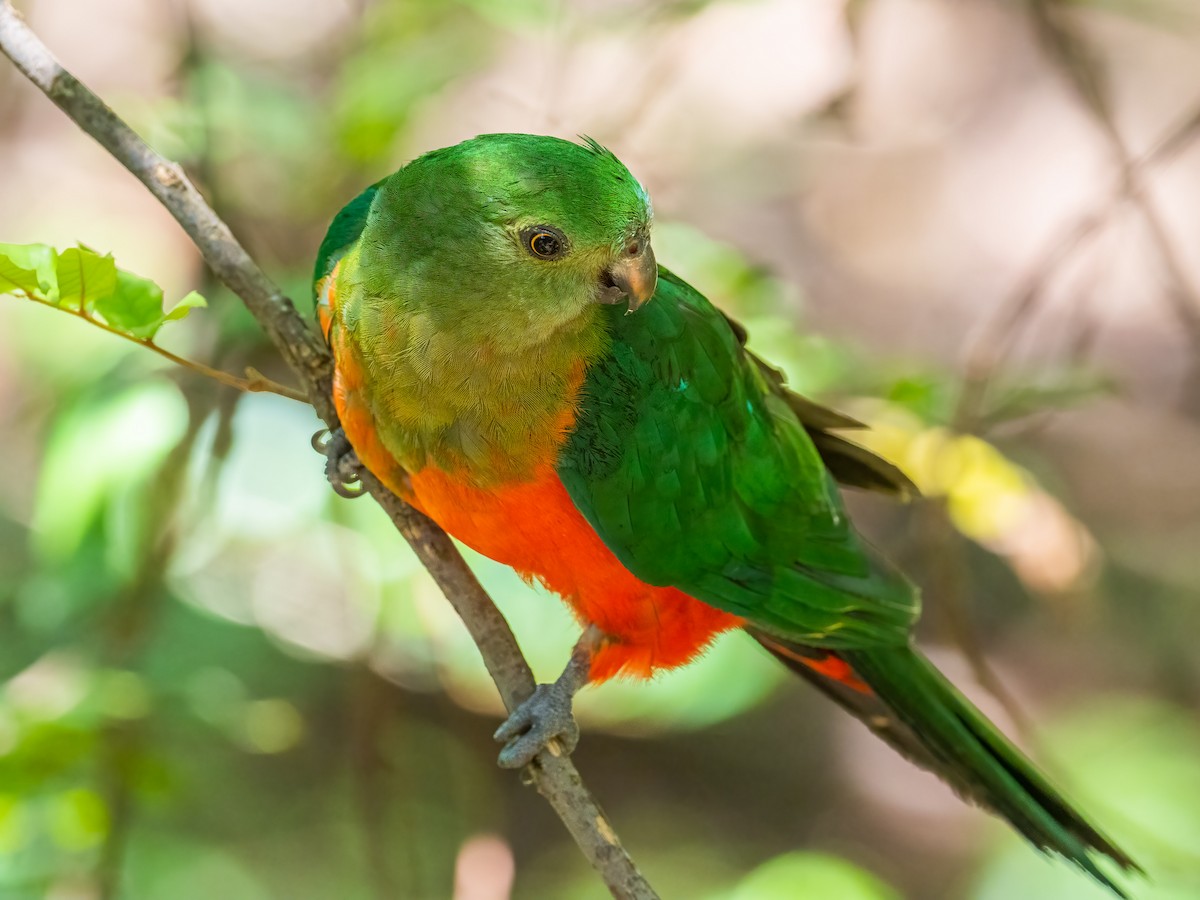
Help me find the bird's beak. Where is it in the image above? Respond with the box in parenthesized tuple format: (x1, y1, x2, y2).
(597, 243, 657, 313)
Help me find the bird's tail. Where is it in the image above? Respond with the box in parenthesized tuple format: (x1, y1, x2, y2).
(751, 632, 1141, 897)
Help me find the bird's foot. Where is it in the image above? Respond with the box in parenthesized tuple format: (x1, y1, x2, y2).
(312, 427, 366, 499)
(494, 681, 581, 769)
(493, 625, 604, 769)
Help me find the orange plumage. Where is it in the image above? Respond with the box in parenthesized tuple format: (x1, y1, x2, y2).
(321, 267, 741, 681)
(408, 464, 744, 681)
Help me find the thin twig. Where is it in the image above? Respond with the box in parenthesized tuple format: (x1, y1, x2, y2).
(1031, 0, 1200, 344)
(13, 289, 308, 400)
(963, 0, 1200, 417)
(945, 0, 1200, 737)
(0, 4, 658, 897)
(954, 90, 1200, 432)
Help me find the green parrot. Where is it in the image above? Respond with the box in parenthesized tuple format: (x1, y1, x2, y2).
(314, 133, 1138, 894)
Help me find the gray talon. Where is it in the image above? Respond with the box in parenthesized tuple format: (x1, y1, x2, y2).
(494, 682, 581, 769)
(493, 626, 602, 769)
(314, 427, 366, 499)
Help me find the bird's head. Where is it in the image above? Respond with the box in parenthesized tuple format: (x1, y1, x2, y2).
(358, 133, 656, 347)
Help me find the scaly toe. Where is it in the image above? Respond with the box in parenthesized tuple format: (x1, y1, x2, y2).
(316, 427, 366, 499)
(494, 683, 580, 769)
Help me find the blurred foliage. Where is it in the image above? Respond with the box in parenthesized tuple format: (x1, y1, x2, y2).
(0, 0, 1196, 898)
(973, 699, 1200, 899)
(724, 852, 900, 900)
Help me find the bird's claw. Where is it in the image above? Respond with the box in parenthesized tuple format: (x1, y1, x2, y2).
(312, 427, 366, 499)
(494, 682, 581, 769)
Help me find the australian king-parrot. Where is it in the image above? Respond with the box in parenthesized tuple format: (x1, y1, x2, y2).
(313, 133, 1138, 894)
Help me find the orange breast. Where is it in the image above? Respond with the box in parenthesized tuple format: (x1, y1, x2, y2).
(407, 464, 743, 681)
(320, 265, 742, 681)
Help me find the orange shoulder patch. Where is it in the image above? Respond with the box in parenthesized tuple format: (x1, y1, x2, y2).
(315, 261, 340, 342)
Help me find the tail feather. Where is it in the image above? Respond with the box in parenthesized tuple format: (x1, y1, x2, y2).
(752, 632, 942, 773)
(751, 631, 1140, 897)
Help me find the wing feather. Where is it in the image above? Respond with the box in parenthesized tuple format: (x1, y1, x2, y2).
(558, 269, 918, 649)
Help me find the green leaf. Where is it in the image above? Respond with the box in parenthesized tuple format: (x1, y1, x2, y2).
(3, 242, 207, 343)
(93, 270, 167, 339)
(164, 290, 207, 324)
(55, 246, 117, 313)
(0, 255, 42, 297)
(93, 272, 207, 340)
(458, 0, 556, 29)
(980, 370, 1114, 427)
(0, 242, 58, 297)
(885, 373, 955, 423)
(33, 382, 190, 563)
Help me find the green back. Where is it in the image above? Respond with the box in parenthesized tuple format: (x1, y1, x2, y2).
(557, 269, 918, 649)
(312, 179, 383, 304)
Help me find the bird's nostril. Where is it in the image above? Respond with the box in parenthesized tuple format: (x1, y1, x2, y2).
(626, 241, 640, 257)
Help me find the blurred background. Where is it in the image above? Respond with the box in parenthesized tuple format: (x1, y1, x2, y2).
(2, 0, 1200, 897)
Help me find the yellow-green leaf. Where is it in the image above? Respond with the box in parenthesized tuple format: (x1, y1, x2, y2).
(727, 852, 900, 900)
(94, 270, 167, 339)
(0, 242, 57, 297)
(0, 254, 41, 296)
(4, 241, 207, 342)
(55, 246, 118, 313)
(164, 290, 207, 323)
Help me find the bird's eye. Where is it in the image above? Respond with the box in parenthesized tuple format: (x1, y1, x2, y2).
(532, 233, 560, 257)
(523, 226, 567, 260)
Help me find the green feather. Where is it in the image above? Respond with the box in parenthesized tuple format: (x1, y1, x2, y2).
(312, 179, 382, 299)
(559, 268, 918, 646)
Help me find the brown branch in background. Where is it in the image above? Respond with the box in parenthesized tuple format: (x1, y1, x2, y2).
(959, 0, 1200, 432)
(954, 83, 1200, 432)
(942, 0, 1200, 735)
(0, 4, 658, 898)
(954, 201, 1115, 433)
(1030, 0, 1200, 345)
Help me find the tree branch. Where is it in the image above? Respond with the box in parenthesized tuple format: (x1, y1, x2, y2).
(1030, 0, 1200, 347)
(954, 71, 1200, 432)
(0, 4, 658, 897)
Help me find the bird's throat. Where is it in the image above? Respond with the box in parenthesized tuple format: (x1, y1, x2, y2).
(353, 300, 609, 487)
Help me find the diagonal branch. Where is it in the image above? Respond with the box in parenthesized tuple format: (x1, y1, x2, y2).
(954, 77, 1200, 432)
(1030, 0, 1200, 345)
(0, 4, 658, 898)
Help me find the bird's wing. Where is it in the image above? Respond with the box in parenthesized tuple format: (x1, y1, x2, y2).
(557, 268, 918, 649)
(718, 310, 919, 500)
(312, 180, 384, 310)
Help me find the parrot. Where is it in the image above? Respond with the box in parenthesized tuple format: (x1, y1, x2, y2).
(313, 133, 1139, 894)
